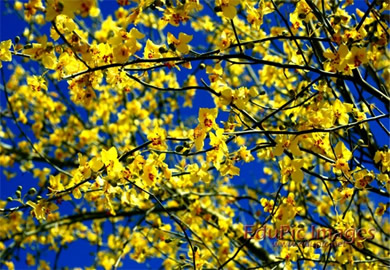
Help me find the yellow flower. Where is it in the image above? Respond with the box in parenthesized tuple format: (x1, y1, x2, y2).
(338, 187, 354, 204)
(347, 46, 368, 68)
(191, 15, 215, 32)
(317, 195, 332, 216)
(89, 157, 104, 172)
(332, 141, 352, 175)
(246, 2, 264, 28)
(26, 253, 36, 266)
(33, 168, 51, 187)
(4, 261, 14, 270)
(162, 5, 190, 27)
(323, 44, 350, 73)
(23, 36, 57, 69)
(352, 108, 367, 127)
(147, 126, 167, 150)
(39, 260, 51, 270)
(48, 174, 66, 193)
(142, 160, 159, 186)
(191, 107, 218, 151)
(374, 149, 390, 173)
(280, 246, 299, 267)
(207, 128, 229, 169)
(378, 173, 390, 191)
(26, 199, 58, 220)
(219, 158, 240, 176)
(220, 86, 256, 110)
(273, 135, 302, 157)
(375, 202, 388, 216)
(237, 146, 254, 162)
(50, 15, 76, 40)
(27, 75, 48, 92)
(45, 0, 78, 21)
(279, 156, 304, 184)
(261, 198, 274, 212)
(167, 32, 192, 54)
(188, 163, 211, 183)
(144, 39, 161, 59)
(216, 30, 232, 51)
(0, 40, 12, 68)
(193, 125, 207, 151)
(273, 193, 302, 228)
(302, 247, 320, 268)
(23, 0, 44, 20)
(289, 0, 315, 34)
(217, 0, 240, 19)
(332, 99, 353, 125)
(353, 169, 374, 189)
(199, 107, 218, 130)
(101, 147, 123, 178)
(112, 43, 131, 63)
(78, 153, 92, 179)
(110, 28, 144, 63)
(55, 52, 81, 78)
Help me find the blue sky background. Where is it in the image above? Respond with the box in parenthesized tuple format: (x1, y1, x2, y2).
(1, 0, 388, 269)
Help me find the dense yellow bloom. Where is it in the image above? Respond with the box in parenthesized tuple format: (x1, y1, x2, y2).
(188, 163, 211, 183)
(0, 1, 388, 269)
(50, 15, 76, 40)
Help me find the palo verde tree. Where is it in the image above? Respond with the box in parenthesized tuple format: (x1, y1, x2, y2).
(0, 0, 389, 269)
